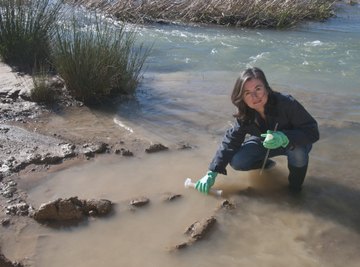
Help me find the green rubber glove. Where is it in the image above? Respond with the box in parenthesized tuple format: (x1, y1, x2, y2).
(195, 171, 218, 194)
(261, 130, 289, 149)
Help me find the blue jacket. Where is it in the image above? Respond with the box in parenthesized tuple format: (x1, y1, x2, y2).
(209, 92, 319, 175)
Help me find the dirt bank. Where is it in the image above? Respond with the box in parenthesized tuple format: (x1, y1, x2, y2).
(0, 62, 158, 265)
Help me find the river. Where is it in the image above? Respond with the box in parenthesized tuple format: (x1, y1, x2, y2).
(10, 2, 360, 267)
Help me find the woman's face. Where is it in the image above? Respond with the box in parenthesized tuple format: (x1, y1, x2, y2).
(242, 78, 268, 113)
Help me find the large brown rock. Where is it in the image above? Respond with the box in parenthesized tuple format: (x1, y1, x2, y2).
(168, 216, 217, 251)
(185, 216, 217, 241)
(33, 197, 112, 222)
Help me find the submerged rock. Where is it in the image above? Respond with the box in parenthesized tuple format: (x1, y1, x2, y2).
(217, 199, 236, 211)
(184, 216, 217, 241)
(145, 143, 168, 153)
(33, 197, 112, 222)
(169, 216, 217, 251)
(161, 192, 182, 202)
(129, 197, 150, 207)
(1, 218, 10, 227)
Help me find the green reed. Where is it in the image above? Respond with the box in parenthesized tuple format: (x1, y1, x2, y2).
(0, 0, 62, 72)
(52, 15, 150, 105)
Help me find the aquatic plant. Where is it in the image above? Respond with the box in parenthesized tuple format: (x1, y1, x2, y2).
(0, 0, 63, 72)
(67, 0, 336, 28)
(52, 14, 150, 105)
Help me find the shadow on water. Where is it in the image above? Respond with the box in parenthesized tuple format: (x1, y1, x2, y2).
(228, 167, 360, 236)
(296, 177, 360, 234)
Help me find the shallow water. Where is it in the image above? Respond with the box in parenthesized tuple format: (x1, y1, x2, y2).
(18, 142, 360, 267)
(6, 3, 360, 267)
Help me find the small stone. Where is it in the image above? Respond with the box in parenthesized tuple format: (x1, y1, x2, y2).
(1, 218, 10, 226)
(162, 193, 182, 202)
(145, 143, 168, 153)
(8, 181, 17, 187)
(121, 150, 133, 157)
(176, 142, 193, 150)
(174, 242, 188, 250)
(218, 200, 236, 210)
(130, 197, 150, 207)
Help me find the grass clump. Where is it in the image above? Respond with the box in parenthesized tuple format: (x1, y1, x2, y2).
(52, 15, 150, 105)
(69, 0, 336, 28)
(31, 68, 55, 104)
(0, 0, 62, 72)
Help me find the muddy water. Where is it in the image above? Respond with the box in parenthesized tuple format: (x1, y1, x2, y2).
(17, 131, 360, 267)
(15, 82, 360, 266)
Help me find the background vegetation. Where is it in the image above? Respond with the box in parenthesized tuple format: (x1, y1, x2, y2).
(52, 15, 150, 104)
(0, 0, 150, 105)
(0, 0, 62, 73)
(70, 0, 337, 28)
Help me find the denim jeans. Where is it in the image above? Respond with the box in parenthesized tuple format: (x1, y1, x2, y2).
(229, 136, 312, 171)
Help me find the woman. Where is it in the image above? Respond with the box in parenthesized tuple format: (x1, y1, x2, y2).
(196, 67, 319, 194)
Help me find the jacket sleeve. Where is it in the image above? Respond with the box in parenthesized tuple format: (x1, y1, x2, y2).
(209, 119, 246, 175)
(281, 97, 319, 147)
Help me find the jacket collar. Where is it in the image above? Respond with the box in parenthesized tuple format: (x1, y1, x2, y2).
(264, 92, 278, 117)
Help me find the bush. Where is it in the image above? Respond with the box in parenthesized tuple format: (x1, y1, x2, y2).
(0, 0, 62, 72)
(52, 15, 150, 105)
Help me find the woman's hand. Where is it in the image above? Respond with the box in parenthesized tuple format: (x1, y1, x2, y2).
(261, 130, 289, 149)
(195, 171, 218, 194)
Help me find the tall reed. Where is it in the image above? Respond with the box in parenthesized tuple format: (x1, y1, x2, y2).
(52, 15, 150, 105)
(0, 0, 62, 72)
(69, 0, 336, 28)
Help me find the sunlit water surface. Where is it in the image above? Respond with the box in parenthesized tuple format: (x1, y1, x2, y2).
(6, 3, 360, 267)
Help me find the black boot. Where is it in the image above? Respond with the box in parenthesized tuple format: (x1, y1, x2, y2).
(288, 164, 308, 192)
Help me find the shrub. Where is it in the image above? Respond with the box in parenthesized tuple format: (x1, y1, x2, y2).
(0, 0, 62, 72)
(52, 15, 150, 105)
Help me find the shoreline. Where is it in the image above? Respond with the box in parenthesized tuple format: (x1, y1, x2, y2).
(0, 61, 163, 266)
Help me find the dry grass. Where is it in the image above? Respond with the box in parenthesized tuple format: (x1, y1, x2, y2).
(68, 0, 336, 28)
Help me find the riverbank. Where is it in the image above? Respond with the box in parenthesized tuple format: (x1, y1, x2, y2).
(0, 61, 166, 265)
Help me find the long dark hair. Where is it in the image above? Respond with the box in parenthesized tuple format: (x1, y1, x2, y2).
(231, 67, 273, 122)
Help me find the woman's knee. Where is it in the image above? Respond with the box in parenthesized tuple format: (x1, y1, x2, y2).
(230, 158, 249, 171)
(287, 144, 312, 167)
(230, 141, 265, 171)
(230, 153, 259, 171)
